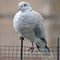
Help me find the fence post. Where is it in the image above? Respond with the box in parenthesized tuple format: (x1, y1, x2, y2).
(57, 36, 59, 60)
(20, 37, 24, 60)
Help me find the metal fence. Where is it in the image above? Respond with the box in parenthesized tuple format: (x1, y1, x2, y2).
(0, 45, 58, 60)
(0, 36, 60, 60)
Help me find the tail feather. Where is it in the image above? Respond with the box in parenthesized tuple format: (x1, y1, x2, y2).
(36, 44, 52, 56)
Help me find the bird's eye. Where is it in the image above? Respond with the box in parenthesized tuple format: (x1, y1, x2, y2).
(24, 4, 26, 6)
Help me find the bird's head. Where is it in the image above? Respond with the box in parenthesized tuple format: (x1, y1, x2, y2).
(18, 1, 32, 12)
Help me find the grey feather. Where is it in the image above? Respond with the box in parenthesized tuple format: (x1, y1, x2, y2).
(34, 24, 47, 44)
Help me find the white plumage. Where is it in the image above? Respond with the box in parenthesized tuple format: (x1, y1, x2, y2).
(13, 1, 51, 56)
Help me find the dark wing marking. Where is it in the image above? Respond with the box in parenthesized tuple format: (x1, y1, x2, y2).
(34, 24, 47, 44)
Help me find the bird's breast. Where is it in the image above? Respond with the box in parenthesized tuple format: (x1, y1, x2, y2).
(19, 22, 36, 36)
(20, 23, 34, 33)
(20, 24, 36, 41)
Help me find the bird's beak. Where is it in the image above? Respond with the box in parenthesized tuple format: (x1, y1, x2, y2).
(18, 6, 21, 11)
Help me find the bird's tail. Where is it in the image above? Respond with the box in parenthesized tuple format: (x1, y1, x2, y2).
(36, 44, 52, 56)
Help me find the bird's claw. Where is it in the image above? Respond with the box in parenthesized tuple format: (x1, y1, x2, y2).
(28, 47, 34, 53)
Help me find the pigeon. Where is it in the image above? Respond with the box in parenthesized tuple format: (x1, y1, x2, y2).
(13, 1, 52, 56)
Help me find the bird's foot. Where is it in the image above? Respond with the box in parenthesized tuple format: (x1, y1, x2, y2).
(28, 46, 34, 53)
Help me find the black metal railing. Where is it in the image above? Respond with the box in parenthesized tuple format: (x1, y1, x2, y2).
(0, 45, 58, 60)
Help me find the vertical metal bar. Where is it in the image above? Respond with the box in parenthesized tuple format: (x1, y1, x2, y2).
(20, 37, 24, 60)
(57, 36, 59, 60)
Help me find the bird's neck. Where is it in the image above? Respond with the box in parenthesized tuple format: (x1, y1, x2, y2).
(20, 7, 32, 12)
(21, 9, 32, 12)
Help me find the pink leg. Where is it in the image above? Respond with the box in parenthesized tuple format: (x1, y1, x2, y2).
(28, 42, 34, 53)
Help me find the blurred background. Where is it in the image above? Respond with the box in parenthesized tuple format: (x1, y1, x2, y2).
(0, 0, 60, 48)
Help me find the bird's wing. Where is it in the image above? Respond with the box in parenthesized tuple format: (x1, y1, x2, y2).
(32, 11, 47, 44)
(33, 12, 52, 56)
(34, 24, 47, 44)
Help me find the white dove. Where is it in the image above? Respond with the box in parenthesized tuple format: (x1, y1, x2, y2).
(13, 1, 51, 56)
